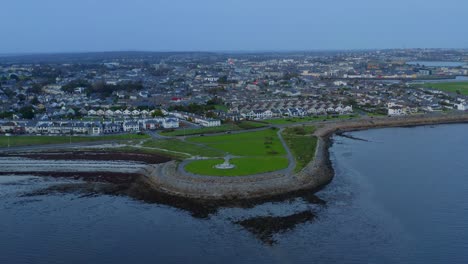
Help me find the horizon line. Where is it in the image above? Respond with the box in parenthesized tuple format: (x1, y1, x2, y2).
(1, 47, 468, 57)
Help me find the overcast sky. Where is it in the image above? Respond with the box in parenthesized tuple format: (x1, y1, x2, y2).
(1, 0, 467, 53)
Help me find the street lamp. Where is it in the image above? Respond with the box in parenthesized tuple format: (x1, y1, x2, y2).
(6, 133, 11, 148)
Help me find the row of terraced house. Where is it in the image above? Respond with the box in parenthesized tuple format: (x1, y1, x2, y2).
(166, 111, 222, 127)
(86, 109, 154, 117)
(230, 103, 353, 120)
(0, 117, 179, 135)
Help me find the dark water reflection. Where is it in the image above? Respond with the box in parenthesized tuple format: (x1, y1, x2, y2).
(2, 124, 468, 263)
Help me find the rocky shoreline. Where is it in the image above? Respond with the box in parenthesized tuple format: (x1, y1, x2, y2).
(2, 113, 468, 203)
(145, 112, 468, 200)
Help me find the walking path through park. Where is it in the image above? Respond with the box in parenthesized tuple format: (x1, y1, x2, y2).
(177, 127, 297, 179)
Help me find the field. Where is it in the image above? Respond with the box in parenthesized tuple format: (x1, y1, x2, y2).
(160, 121, 266, 136)
(142, 139, 223, 158)
(0, 133, 150, 148)
(184, 157, 289, 176)
(263, 115, 356, 125)
(419, 82, 468, 95)
(183, 128, 289, 176)
(282, 126, 318, 173)
(188, 128, 286, 156)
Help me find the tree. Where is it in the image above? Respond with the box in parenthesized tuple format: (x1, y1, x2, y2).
(0, 112, 13, 119)
(28, 83, 43, 94)
(205, 111, 217, 118)
(151, 109, 164, 117)
(19, 106, 35, 119)
(62, 79, 91, 93)
(30, 96, 40, 105)
(9, 74, 19, 81)
(17, 94, 26, 102)
(218, 75, 228, 84)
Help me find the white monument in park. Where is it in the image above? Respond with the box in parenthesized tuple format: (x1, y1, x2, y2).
(214, 155, 235, 169)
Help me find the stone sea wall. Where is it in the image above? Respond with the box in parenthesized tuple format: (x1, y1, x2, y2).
(146, 112, 468, 199)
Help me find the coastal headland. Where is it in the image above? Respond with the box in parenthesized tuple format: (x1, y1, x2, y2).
(2, 113, 468, 202)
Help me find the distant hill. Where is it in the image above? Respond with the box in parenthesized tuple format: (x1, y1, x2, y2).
(0, 51, 216, 64)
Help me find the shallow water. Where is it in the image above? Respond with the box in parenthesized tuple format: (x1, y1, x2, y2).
(1, 124, 468, 263)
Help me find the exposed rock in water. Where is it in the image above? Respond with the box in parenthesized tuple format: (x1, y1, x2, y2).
(235, 210, 315, 245)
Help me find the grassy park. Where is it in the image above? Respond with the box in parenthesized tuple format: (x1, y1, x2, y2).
(183, 128, 290, 176)
(160, 121, 266, 136)
(185, 157, 289, 176)
(417, 82, 468, 95)
(282, 126, 318, 172)
(188, 128, 286, 156)
(0, 133, 150, 148)
(142, 139, 223, 157)
(263, 114, 356, 125)
(1, 124, 319, 177)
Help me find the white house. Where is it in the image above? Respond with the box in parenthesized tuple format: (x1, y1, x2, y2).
(198, 118, 221, 127)
(456, 103, 468, 111)
(388, 106, 405, 116)
(162, 118, 179, 129)
(123, 121, 140, 132)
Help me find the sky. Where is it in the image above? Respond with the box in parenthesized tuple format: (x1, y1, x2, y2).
(0, 0, 467, 53)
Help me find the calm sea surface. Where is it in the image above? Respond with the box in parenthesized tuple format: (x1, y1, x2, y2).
(1, 124, 468, 264)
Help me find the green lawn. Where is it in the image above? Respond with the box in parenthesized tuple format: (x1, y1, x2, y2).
(98, 146, 187, 160)
(419, 82, 468, 95)
(188, 128, 286, 156)
(214, 105, 229, 111)
(264, 115, 356, 125)
(142, 139, 224, 157)
(160, 121, 266, 136)
(0, 133, 150, 148)
(185, 157, 289, 176)
(282, 126, 318, 173)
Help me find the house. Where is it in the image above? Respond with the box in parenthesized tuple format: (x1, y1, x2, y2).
(103, 123, 122, 133)
(105, 110, 114, 117)
(89, 123, 102, 135)
(145, 120, 159, 130)
(388, 106, 405, 116)
(67, 108, 76, 116)
(456, 103, 468, 111)
(162, 118, 179, 129)
(24, 121, 38, 134)
(123, 121, 140, 132)
(79, 108, 88, 116)
(0, 121, 17, 133)
(36, 122, 50, 134)
(72, 122, 89, 134)
(197, 118, 221, 127)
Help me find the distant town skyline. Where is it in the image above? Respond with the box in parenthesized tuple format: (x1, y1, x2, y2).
(1, 0, 467, 54)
